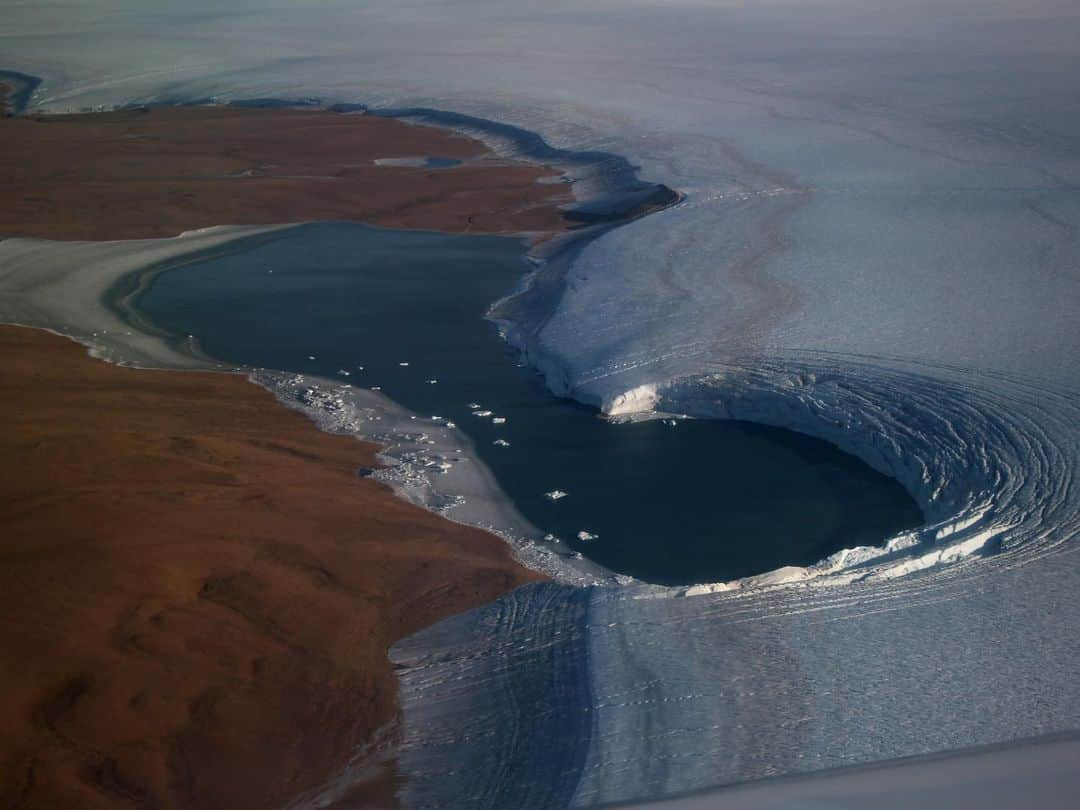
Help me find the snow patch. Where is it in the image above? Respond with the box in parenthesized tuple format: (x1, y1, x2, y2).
(602, 383, 659, 417)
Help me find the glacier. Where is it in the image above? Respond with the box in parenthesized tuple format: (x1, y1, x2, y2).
(2, 0, 1079, 805)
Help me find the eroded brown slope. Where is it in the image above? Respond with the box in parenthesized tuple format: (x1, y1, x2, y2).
(0, 326, 545, 808)
(0, 105, 571, 240)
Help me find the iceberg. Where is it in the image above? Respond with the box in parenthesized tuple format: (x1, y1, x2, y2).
(602, 384, 659, 417)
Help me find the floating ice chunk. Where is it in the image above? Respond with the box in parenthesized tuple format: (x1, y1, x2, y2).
(491, 417, 506, 424)
(664, 418, 677, 426)
(577, 530, 599, 542)
(603, 383, 659, 416)
(543, 533, 559, 543)
(356, 365, 364, 371)
(370, 386, 381, 391)
(683, 581, 737, 597)
(739, 565, 811, 588)
(545, 490, 568, 501)
(493, 439, 510, 447)
(337, 369, 351, 377)
(307, 355, 317, 360)
(445, 421, 457, 429)
(398, 361, 410, 367)
(425, 379, 438, 385)
(473, 410, 493, 417)
(431, 416, 444, 421)
(467, 403, 482, 409)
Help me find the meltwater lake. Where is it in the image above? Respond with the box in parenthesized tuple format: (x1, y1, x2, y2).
(129, 222, 921, 585)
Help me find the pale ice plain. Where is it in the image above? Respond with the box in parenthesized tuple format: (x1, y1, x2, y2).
(1, 0, 1079, 806)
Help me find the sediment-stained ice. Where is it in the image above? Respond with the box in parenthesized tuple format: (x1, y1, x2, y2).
(2, 0, 1079, 805)
(0, 226, 289, 368)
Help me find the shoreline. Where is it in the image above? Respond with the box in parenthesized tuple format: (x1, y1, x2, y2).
(0, 103, 575, 241)
(0, 101, 578, 808)
(0, 97, 682, 589)
(0, 324, 546, 808)
(0, 96, 937, 596)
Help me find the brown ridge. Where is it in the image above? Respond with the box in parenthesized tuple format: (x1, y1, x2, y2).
(0, 103, 564, 808)
(0, 325, 546, 809)
(0, 104, 573, 241)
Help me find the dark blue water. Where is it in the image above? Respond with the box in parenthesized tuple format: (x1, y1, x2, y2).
(423, 157, 462, 168)
(127, 222, 922, 585)
(0, 70, 41, 116)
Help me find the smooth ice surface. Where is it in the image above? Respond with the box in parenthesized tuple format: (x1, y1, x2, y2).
(3, 0, 1079, 805)
(0, 226, 288, 367)
(624, 734, 1080, 810)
